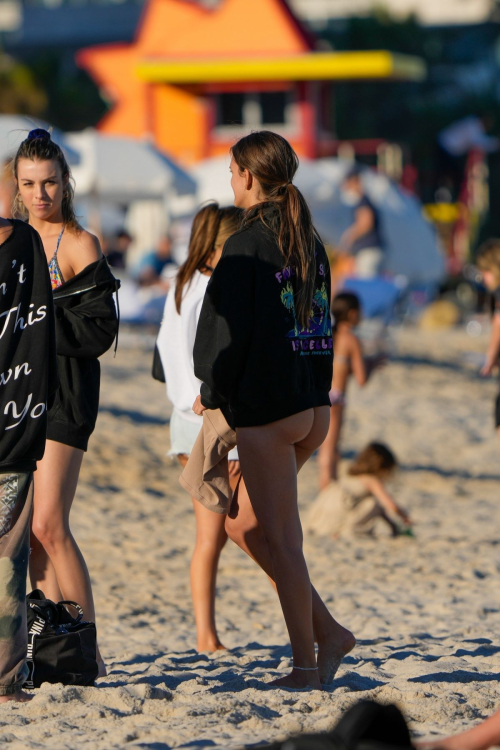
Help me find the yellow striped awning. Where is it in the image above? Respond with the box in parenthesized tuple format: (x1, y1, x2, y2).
(136, 51, 426, 84)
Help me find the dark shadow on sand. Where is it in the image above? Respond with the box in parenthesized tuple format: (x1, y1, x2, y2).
(409, 670, 500, 684)
(390, 354, 479, 377)
(99, 405, 169, 425)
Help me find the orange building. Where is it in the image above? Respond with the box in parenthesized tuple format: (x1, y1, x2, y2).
(78, 0, 425, 166)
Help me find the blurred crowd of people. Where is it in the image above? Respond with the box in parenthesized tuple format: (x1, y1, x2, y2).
(102, 230, 177, 288)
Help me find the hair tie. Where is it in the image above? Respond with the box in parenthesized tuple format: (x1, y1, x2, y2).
(27, 128, 50, 141)
(287, 180, 293, 186)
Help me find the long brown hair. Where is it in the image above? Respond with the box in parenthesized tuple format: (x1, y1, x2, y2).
(231, 130, 318, 329)
(175, 202, 242, 313)
(12, 128, 79, 231)
(349, 442, 397, 477)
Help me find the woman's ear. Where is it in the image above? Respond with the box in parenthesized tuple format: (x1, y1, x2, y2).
(245, 170, 253, 191)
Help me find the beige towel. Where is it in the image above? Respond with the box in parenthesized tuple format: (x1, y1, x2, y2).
(179, 409, 237, 514)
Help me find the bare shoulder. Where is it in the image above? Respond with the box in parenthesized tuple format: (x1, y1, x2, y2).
(346, 330, 362, 353)
(65, 228, 102, 275)
(334, 328, 351, 354)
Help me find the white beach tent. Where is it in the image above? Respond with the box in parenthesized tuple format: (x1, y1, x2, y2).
(65, 129, 198, 263)
(191, 155, 445, 286)
(66, 129, 196, 206)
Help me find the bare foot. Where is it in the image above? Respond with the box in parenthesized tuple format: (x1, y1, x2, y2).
(317, 623, 356, 685)
(269, 669, 322, 691)
(197, 641, 227, 653)
(0, 690, 33, 703)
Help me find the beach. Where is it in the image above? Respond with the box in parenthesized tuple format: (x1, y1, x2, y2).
(1, 325, 499, 749)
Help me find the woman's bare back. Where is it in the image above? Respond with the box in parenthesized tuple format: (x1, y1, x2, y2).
(331, 325, 367, 393)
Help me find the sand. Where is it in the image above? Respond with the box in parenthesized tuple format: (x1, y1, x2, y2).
(1, 326, 500, 749)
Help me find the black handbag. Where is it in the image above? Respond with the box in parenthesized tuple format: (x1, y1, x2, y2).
(152, 342, 166, 383)
(24, 589, 98, 689)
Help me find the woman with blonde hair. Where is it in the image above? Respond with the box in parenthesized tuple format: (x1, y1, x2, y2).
(157, 202, 242, 652)
(193, 132, 355, 689)
(13, 129, 119, 677)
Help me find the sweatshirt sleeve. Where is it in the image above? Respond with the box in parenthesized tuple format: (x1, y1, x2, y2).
(54, 284, 119, 359)
(193, 233, 255, 409)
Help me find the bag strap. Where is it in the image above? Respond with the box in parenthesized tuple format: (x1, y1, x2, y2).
(24, 611, 47, 689)
(58, 601, 84, 624)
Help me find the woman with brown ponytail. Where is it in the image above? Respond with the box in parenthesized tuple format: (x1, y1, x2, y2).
(193, 132, 355, 690)
(157, 202, 242, 652)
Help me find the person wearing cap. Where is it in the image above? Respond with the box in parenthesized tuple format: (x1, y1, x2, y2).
(339, 165, 384, 279)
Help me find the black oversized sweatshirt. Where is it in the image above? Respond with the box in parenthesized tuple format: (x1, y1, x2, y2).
(48, 257, 120, 449)
(0, 220, 58, 473)
(193, 207, 333, 428)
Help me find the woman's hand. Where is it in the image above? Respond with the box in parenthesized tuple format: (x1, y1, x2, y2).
(480, 358, 495, 377)
(396, 506, 412, 526)
(192, 395, 207, 416)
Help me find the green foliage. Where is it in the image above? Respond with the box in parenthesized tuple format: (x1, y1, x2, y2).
(28, 52, 107, 132)
(0, 53, 47, 115)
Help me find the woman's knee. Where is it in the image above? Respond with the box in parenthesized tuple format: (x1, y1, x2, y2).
(225, 513, 258, 548)
(31, 514, 69, 552)
(225, 515, 243, 545)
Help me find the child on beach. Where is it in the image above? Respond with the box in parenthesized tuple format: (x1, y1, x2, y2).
(476, 240, 500, 451)
(157, 202, 242, 652)
(318, 292, 382, 489)
(307, 442, 411, 538)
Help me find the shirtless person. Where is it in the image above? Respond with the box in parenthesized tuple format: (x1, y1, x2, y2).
(0, 216, 57, 702)
(318, 292, 383, 489)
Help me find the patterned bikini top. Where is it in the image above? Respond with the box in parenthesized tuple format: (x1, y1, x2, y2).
(48, 226, 65, 291)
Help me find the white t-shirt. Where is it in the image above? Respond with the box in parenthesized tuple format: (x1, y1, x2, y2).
(158, 271, 208, 422)
(157, 270, 238, 458)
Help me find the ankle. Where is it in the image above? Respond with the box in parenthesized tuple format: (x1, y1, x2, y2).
(197, 636, 225, 652)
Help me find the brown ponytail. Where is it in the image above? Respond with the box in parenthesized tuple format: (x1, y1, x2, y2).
(231, 131, 319, 329)
(175, 202, 242, 313)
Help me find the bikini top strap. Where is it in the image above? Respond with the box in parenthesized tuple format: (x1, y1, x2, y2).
(54, 226, 65, 256)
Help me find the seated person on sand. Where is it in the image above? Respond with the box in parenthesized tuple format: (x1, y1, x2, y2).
(137, 235, 176, 288)
(307, 443, 411, 538)
(419, 707, 500, 750)
(318, 292, 385, 488)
